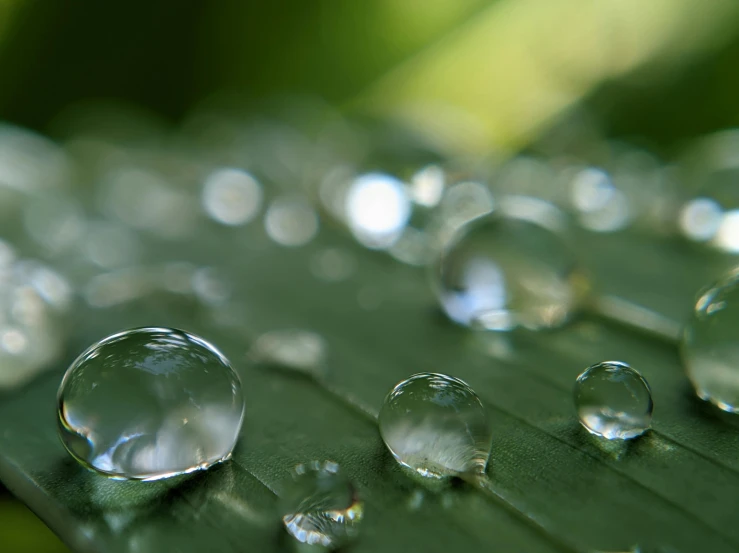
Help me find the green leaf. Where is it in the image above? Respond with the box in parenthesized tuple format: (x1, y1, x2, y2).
(2, 215, 739, 552)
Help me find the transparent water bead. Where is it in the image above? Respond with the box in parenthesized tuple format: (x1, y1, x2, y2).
(682, 269, 739, 412)
(57, 327, 245, 480)
(280, 461, 364, 549)
(433, 211, 589, 331)
(574, 361, 653, 440)
(379, 373, 492, 479)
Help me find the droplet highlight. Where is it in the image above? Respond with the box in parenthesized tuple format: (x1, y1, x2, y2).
(57, 327, 245, 480)
(574, 361, 653, 440)
(682, 269, 739, 412)
(379, 373, 492, 479)
(433, 212, 589, 331)
(280, 460, 363, 549)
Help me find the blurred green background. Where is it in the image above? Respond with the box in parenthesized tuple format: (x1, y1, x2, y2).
(3, 1, 739, 551)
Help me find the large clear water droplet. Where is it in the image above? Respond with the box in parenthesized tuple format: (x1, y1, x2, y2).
(433, 210, 589, 331)
(57, 327, 245, 480)
(379, 373, 492, 479)
(574, 361, 653, 440)
(682, 269, 739, 412)
(280, 460, 363, 549)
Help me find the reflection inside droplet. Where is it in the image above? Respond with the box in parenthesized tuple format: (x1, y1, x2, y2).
(345, 172, 411, 249)
(682, 269, 739, 412)
(265, 197, 319, 247)
(202, 167, 263, 226)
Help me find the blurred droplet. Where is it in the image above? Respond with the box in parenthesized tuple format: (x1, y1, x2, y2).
(0, 251, 71, 388)
(249, 329, 327, 379)
(433, 212, 588, 331)
(310, 248, 356, 283)
(84, 268, 154, 308)
(265, 197, 319, 247)
(409, 164, 445, 208)
(574, 361, 653, 440)
(57, 327, 245, 480)
(345, 173, 411, 249)
(83, 221, 140, 269)
(389, 227, 434, 267)
(280, 460, 363, 549)
(434, 181, 494, 245)
(379, 373, 492, 479)
(570, 167, 631, 232)
(192, 267, 231, 305)
(23, 195, 85, 255)
(679, 197, 722, 242)
(0, 123, 72, 193)
(713, 210, 739, 252)
(682, 269, 739, 412)
(100, 166, 197, 238)
(202, 168, 263, 226)
(158, 262, 197, 294)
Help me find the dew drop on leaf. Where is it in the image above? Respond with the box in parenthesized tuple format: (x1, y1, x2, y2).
(280, 460, 363, 549)
(432, 210, 589, 332)
(574, 361, 653, 440)
(379, 373, 492, 480)
(57, 327, 245, 480)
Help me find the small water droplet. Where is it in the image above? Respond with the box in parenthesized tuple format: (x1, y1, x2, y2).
(433, 213, 589, 331)
(57, 327, 245, 480)
(574, 361, 653, 440)
(249, 329, 327, 379)
(280, 460, 363, 549)
(379, 373, 492, 479)
(682, 269, 739, 412)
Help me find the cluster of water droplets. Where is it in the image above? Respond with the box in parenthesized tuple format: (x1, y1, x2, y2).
(2, 98, 738, 553)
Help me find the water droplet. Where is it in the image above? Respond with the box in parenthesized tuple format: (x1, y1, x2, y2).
(574, 361, 653, 440)
(570, 167, 631, 233)
(345, 172, 411, 249)
(265, 197, 319, 247)
(433, 213, 589, 331)
(280, 460, 363, 549)
(57, 327, 245, 480)
(379, 373, 492, 479)
(202, 167, 262, 226)
(682, 269, 739, 412)
(679, 197, 722, 242)
(409, 165, 445, 208)
(249, 329, 328, 379)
